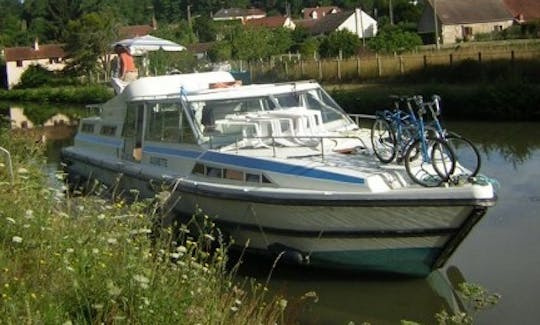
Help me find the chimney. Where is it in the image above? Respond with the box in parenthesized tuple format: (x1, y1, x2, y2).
(33, 37, 39, 50)
(151, 15, 158, 29)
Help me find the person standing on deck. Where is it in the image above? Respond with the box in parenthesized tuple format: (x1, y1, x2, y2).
(115, 45, 138, 82)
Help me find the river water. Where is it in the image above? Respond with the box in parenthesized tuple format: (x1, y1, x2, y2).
(6, 105, 539, 324)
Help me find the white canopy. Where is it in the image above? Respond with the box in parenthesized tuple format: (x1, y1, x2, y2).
(114, 35, 186, 56)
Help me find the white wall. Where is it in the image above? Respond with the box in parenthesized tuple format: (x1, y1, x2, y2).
(441, 20, 514, 44)
(6, 58, 66, 89)
(338, 9, 378, 39)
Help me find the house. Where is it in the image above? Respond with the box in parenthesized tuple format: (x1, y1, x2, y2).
(119, 20, 157, 39)
(3, 39, 66, 89)
(186, 42, 215, 60)
(503, 0, 540, 23)
(418, 0, 514, 44)
(244, 16, 296, 29)
(302, 6, 341, 20)
(213, 8, 266, 23)
(295, 9, 377, 39)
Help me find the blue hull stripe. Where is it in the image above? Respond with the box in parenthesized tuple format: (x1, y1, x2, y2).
(144, 146, 201, 159)
(143, 145, 364, 185)
(76, 134, 123, 148)
(201, 151, 365, 184)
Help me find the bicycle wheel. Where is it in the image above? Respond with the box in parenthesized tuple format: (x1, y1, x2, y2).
(445, 132, 481, 178)
(371, 118, 396, 163)
(404, 137, 455, 187)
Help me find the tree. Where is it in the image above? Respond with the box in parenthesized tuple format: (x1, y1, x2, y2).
(230, 26, 273, 60)
(64, 11, 121, 80)
(319, 30, 361, 59)
(193, 16, 218, 43)
(208, 42, 233, 62)
(367, 24, 422, 54)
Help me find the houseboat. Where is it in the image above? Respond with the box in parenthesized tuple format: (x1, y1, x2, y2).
(61, 71, 497, 276)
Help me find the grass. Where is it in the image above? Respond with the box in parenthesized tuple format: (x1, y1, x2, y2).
(0, 129, 293, 324)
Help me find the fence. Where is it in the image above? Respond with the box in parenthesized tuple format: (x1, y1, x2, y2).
(236, 48, 540, 83)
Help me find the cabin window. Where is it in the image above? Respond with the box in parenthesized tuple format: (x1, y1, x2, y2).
(493, 25, 503, 32)
(123, 103, 143, 137)
(224, 168, 243, 181)
(16, 60, 23, 67)
(246, 173, 260, 183)
(191, 163, 273, 184)
(206, 166, 223, 178)
(146, 102, 181, 142)
(100, 125, 117, 136)
(192, 163, 205, 175)
(81, 123, 95, 133)
(180, 106, 197, 144)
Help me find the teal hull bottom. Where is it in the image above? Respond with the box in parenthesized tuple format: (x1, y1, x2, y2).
(307, 247, 443, 277)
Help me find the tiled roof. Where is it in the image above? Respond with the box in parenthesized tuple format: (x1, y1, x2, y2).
(186, 42, 214, 53)
(214, 8, 266, 19)
(296, 10, 352, 35)
(4, 44, 66, 62)
(503, 0, 540, 21)
(119, 24, 155, 39)
(432, 0, 513, 24)
(245, 16, 287, 28)
(302, 6, 341, 19)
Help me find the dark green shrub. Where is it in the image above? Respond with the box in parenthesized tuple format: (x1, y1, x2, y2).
(16, 64, 53, 89)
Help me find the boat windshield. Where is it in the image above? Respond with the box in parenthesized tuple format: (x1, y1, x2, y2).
(187, 87, 355, 148)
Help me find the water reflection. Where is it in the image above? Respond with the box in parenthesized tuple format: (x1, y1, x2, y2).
(447, 121, 540, 167)
(236, 254, 466, 324)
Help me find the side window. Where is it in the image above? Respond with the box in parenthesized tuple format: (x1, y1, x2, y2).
(123, 103, 142, 137)
(180, 107, 197, 144)
(146, 102, 181, 142)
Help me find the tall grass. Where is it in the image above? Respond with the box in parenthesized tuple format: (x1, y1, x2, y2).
(0, 130, 291, 324)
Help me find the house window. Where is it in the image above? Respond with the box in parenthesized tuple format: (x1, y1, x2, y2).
(16, 60, 23, 67)
(462, 26, 473, 40)
(494, 25, 503, 32)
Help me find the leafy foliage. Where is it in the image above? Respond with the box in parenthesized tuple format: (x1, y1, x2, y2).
(368, 24, 422, 54)
(319, 29, 361, 59)
(64, 11, 121, 78)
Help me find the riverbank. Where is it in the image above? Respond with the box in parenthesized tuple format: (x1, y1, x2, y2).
(2, 79, 539, 120)
(327, 81, 540, 120)
(0, 130, 290, 323)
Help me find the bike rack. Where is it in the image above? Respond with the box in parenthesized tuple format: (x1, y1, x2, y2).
(0, 146, 14, 187)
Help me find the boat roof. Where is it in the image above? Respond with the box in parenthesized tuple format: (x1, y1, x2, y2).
(121, 71, 236, 102)
(186, 80, 321, 102)
(120, 71, 323, 103)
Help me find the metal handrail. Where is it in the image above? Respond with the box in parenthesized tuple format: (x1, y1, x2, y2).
(211, 134, 369, 161)
(0, 146, 14, 186)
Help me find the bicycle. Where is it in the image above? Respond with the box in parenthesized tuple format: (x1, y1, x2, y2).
(402, 96, 456, 187)
(371, 95, 456, 187)
(422, 95, 482, 180)
(371, 95, 418, 163)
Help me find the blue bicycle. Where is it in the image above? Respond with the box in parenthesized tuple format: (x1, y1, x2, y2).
(371, 95, 456, 187)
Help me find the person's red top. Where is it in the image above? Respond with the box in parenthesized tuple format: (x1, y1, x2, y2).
(119, 52, 136, 74)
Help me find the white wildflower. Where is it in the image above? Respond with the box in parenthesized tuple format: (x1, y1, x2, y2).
(107, 238, 117, 245)
(133, 274, 150, 289)
(176, 245, 187, 253)
(17, 167, 28, 174)
(107, 281, 122, 296)
(204, 234, 215, 241)
(97, 214, 106, 220)
(6, 217, 16, 224)
(230, 306, 239, 312)
(234, 299, 242, 306)
(25, 210, 34, 219)
(92, 248, 100, 254)
(12, 236, 23, 243)
(66, 248, 74, 253)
